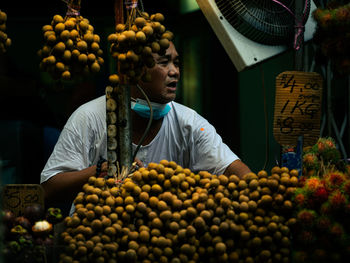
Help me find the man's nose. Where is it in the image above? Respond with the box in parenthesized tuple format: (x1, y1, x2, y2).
(169, 63, 179, 76)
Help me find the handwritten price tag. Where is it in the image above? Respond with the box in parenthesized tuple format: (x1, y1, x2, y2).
(2, 184, 44, 216)
(273, 71, 323, 147)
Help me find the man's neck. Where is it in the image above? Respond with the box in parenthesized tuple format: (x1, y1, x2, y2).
(131, 111, 163, 146)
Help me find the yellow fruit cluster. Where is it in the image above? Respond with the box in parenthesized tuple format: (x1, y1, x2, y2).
(0, 10, 11, 53)
(107, 10, 174, 84)
(38, 14, 104, 81)
(58, 161, 298, 263)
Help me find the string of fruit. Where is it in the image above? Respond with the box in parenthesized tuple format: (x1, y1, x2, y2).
(57, 160, 298, 263)
(291, 137, 350, 262)
(312, 1, 350, 75)
(105, 0, 174, 180)
(0, 9, 11, 53)
(37, 0, 104, 81)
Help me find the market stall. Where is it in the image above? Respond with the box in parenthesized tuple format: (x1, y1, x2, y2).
(1, 1, 350, 263)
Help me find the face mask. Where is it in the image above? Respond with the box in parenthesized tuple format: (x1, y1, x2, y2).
(131, 98, 171, 120)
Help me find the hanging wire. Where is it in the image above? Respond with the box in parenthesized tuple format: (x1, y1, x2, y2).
(139, 0, 144, 12)
(132, 84, 153, 162)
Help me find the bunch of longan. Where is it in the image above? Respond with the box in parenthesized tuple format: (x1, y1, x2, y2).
(107, 10, 174, 84)
(58, 160, 298, 263)
(0, 10, 11, 53)
(38, 14, 104, 81)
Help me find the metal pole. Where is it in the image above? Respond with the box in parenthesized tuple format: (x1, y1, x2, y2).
(294, 0, 304, 173)
(114, 0, 132, 168)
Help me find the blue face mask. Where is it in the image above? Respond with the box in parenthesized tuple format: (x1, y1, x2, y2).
(131, 98, 171, 120)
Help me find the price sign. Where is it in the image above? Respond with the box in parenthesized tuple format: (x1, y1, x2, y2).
(2, 184, 44, 216)
(273, 71, 323, 147)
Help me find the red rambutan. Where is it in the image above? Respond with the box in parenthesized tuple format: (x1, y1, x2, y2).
(316, 216, 332, 231)
(305, 177, 322, 193)
(298, 176, 307, 187)
(298, 230, 315, 245)
(294, 193, 307, 207)
(313, 248, 327, 260)
(319, 12, 333, 29)
(297, 209, 317, 226)
(302, 153, 319, 171)
(335, 6, 350, 25)
(293, 250, 309, 263)
(328, 190, 347, 210)
(313, 186, 329, 203)
(327, 172, 346, 187)
(344, 203, 350, 214)
(342, 180, 350, 196)
(320, 201, 332, 215)
(330, 222, 345, 241)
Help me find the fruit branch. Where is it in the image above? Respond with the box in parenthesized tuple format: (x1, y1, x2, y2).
(62, 0, 81, 17)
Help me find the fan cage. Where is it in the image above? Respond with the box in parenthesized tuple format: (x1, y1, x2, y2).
(215, 0, 310, 45)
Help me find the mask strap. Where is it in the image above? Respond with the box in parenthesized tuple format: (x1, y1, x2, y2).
(132, 85, 153, 162)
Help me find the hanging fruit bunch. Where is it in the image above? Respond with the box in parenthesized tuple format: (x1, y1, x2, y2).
(57, 160, 299, 263)
(37, 0, 104, 81)
(107, 1, 174, 85)
(105, 0, 174, 178)
(0, 9, 11, 53)
(291, 137, 350, 262)
(312, 1, 350, 75)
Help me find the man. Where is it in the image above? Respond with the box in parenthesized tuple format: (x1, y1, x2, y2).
(40, 42, 251, 207)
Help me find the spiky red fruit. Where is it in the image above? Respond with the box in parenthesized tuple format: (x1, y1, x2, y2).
(305, 177, 322, 193)
(328, 190, 347, 210)
(313, 186, 329, 203)
(316, 216, 332, 231)
(302, 153, 319, 170)
(320, 202, 332, 215)
(330, 223, 345, 240)
(294, 193, 306, 207)
(298, 230, 315, 245)
(325, 172, 346, 190)
(342, 180, 350, 196)
(297, 209, 316, 226)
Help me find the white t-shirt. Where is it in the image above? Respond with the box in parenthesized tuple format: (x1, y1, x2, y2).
(40, 95, 239, 184)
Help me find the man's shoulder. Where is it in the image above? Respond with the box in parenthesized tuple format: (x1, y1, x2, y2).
(170, 101, 204, 122)
(79, 95, 106, 111)
(68, 95, 105, 124)
(170, 101, 196, 115)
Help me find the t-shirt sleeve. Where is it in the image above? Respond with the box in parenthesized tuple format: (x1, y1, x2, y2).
(40, 113, 92, 183)
(190, 114, 239, 175)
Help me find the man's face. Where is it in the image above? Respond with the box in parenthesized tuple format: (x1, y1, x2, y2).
(139, 42, 180, 104)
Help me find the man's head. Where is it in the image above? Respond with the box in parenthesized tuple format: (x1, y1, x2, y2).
(136, 41, 180, 104)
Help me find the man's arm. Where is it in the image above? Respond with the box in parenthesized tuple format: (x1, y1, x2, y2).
(224, 159, 252, 178)
(41, 162, 108, 202)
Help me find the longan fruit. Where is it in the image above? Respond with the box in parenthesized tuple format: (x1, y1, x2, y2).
(109, 74, 120, 85)
(271, 166, 281, 174)
(149, 196, 159, 207)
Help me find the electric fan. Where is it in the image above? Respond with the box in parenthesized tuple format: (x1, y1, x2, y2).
(196, 0, 318, 72)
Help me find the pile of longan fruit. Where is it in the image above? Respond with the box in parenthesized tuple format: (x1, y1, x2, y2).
(0, 10, 11, 53)
(58, 160, 298, 263)
(38, 14, 104, 81)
